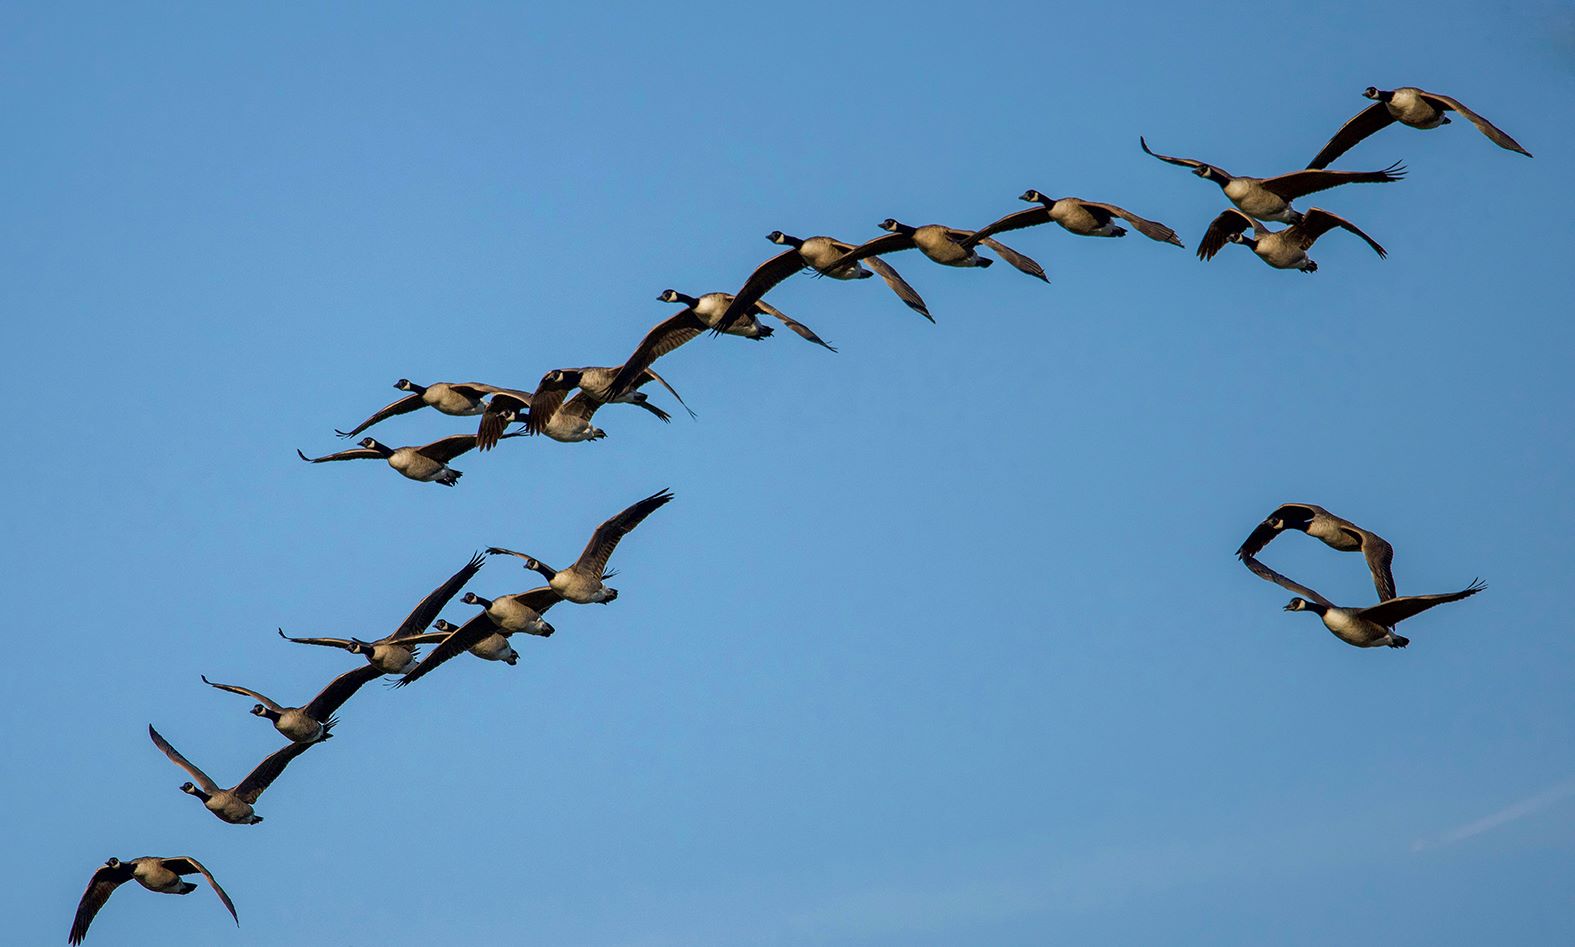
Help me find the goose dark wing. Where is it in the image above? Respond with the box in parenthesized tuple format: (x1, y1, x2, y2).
(977, 237, 1048, 281)
(637, 366, 697, 418)
(1307, 102, 1397, 169)
(1139, 136, 1228, 176)
(276, 629, 355, 650)
(233, 739, 315, 803)
(863, 257, 932, 321)
(334, 393, 426, 438)
(199, 675, 281, 712)
(1261, 162, 1406, 200)
(965, 206, 1052, 244)
(606, 309, 708, 400)
(1291, 208, 1387, 257)
(395, 612, 501, 687)
(147, 725, 218, 791)
(754, 301, 836, 352)
(416, 434, 480, 464)
(1358, 580, 1485, 627)
(820, 231, 918, 272)
(477, 391, 530, 452)
(1420, 92, 1531, 157)
(1077, 201, 1184, 246)
(573, 488, 675, 578)
(1197, 209, 1260, 261)
(717, 248, 808, 332)
(386, 553, 486, 640)
(525, 372, 583, 436)
(302, 664, 385, 719)
(69, 861, 137, 945)
(1240, 555, 1335, 608)
(1359, 531, 1398, 603)
(296, 447, 381, 464)
(160, 857, 239, 927)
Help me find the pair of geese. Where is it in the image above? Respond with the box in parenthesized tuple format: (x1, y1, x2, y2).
(1237, 502, 1484, 648)
(87, 492, 670, 941)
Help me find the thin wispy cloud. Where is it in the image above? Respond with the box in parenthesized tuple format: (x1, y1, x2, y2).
(1412, 775, 1575, 851)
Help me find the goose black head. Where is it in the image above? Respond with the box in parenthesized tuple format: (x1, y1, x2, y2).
(1019, 189, 1052, 205)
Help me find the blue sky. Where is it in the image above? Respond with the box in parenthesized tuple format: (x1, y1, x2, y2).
(4, 1, 1572, 944)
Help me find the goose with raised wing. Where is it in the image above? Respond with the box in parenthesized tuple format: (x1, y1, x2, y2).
(1140, 136, 1404, 224)
(147, 724, 317, 824)
(277, 553, 485, 674)
(1196, 207, 1386, 272)
(820, 218, 1048, 282)
(68, 855, 237, 945)
(1308, 86, 1531, 169)
(296, 434, 510, 487)
(970, 190, 1184, 246)
(487, 488, 673, 604)
(199, 665, 384, 744)
(1236, 502, 1398, 601)
(1255, 562, 1485, 649)
(395, 587, 562, 686)
(334, 379, 505, 438)
(715, 230, 933, 331)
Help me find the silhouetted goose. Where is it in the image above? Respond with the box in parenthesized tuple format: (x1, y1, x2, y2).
(822, 219, 1048, 281)
(1309, 86, 1531, 169)
(715, 230, 933, 332)
(524, 365, 694, 438)
(1196, 207, 1385, 272)
(69, 856, 237, 945)
(970, 190, 1184, 246)
(1261, 565, 1485, 649)
(486, 488, 673, 604)
(1237, 503, 1397, 601)
(334, 379, 503, 438)
(1140, 136, 1404, 224)
(199, 665, 384, 743)
(604, 292, 831, 399)
(395, 588, 560, 686)
(296, 434, 507, 487)
(147, 724, 316, 824)
(277, 553, 485, 674)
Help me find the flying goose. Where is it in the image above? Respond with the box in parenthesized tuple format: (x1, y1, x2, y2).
(525, 366, 694, 433)
(69, 856, 237, 945)
(296, 434, 512, 487)
(821, 219, 1048, 281)
(486, 488, 673, 604)
(394, 587, 561, 687)
(277, 553, 485, 674)
(199, 665, 385, 744)
(147, 724, 316, 824)
(604, 292, 832, 400)
(1309, 87, 1531, 169)
(1257, 564, 1484, 649)
(1236, 503, 1397, 601)
(1139, 136, 1405, 224)
(334, 379, 504, 438)
(1196, 207, 1386, 272)
(714, 230, 933, 332)
(969, 190, 1184, 246)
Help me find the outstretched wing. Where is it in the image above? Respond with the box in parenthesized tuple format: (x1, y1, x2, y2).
(863, 257, 932, 321)
(200, 675, 282, 713)
(334, 392, 426, 438)
(1077, 201, 1184, 246)
(234, 739, 316, 803)
(573, 488, 675, 579)
(1261, 162, 1406, 200)
(1358, 579, 1485, 627)
(1140, 136, 1229, 177)
(69, 860, 136, 945)
(716, 248, 808, 332)
(396, 612, 502, 688)
(977, 237, 1048, 282)
(754, 301, 836, 352)
(1197, 208, 1260, 261)
(276, 629, 355, 650)
(1420, 92, 1532, 157)
(606, 309, 708, 400)
(1307, 102, 1397, 169)
(302, 664, 385, 720)
(297, 447, 381, 464)
(637, 365, 696, 418)
(820, 231, 918, 272)
(388, 553, 487, 640)
(147, 725, 218, 792)
(1234, 503, 1319, 559)
(1360, 531, 1398, 603)
(161, 857, 239, 927)
(477, 391, 530, 452)
(966, 206, 1051, 245)
(1239, 555, 1336, 608)
(417, 434, 481, 464)
(1291, 208, 1387, 258)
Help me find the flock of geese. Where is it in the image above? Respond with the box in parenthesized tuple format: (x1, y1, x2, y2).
(69, 84, 1522, 942)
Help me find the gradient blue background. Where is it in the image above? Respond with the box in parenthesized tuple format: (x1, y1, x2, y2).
(5, 2, 1572, 944)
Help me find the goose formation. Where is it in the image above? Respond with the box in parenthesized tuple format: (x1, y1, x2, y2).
(67, 80, 1522, 942)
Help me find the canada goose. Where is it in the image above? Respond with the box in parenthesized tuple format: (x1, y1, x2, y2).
(822, 219, 1048, 281)
(69, 855, 237, 945)
(1139, 136, 1405, 224)
(483, 389, 607, 448)
(486, 488, 673, 604)
(296, 434, 513, 486)
(334, 379, 504, 438)
(524, 365, 695, 437)
(147, 724, 316, 824)
(1309, 87, 1531, 169)
(199, 665, 384, 744)
(714, 230, 933, 332)
(1265, 567, 1485, 649)
(604, 292, 832, 399)
(277, 553, 485, 674)
(1237, 503, 1397, 601)
(1196, 207, 1386, 272)
(970, 190, 1184, 246)
(395, 587, 561, 686)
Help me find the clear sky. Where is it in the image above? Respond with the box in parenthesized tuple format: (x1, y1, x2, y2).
(4, 2, 1573, 944)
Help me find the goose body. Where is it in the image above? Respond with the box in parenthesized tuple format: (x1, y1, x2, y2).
(1197, 207, 1386, 272)
(971, 190, 1184, 245)
(69, 856, 238, 945)
(823, 219, 1047, 281)
(334, 379, 503, 438)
